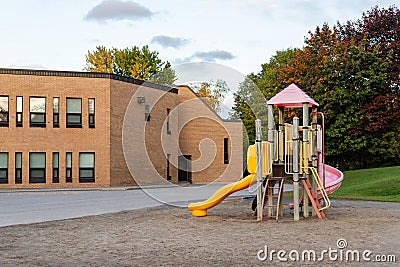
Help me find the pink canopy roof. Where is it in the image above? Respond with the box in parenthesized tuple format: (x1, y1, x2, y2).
(267, 83, 319, 108)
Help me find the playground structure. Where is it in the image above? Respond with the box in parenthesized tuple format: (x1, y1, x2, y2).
(188, 84, 344, 221)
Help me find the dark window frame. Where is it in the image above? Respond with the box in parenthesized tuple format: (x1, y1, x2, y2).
(52, 152, 59, 183)
(15, 152, 22, 184)
(29, 97, 46, 128)
(66, 152, 72, 183)
(0, 96, 9, 127)
(53, 97, 59, 128)
(0, 152, 8, 184)
(88, 98, 95, 128)
(29, 152, 46, 183)
(224, 138, 229, 164)
(66, 98, 82, 128)
(79, 152, 95, 183)
(166, 154, 171, 180)
(166, 108, 171, 134)
(16, 96, 23, 127)
(145, 105, 150, 122)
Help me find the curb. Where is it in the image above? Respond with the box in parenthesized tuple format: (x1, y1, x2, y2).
(0, 184, 177, 194)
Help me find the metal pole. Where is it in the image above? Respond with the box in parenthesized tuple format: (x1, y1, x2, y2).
(321, 112, 326, 189)
(278, 107, 284, 163)
(267, 104, 275, 217)
(293, 117, 300, 221)
(302, 102, 310, 218)
(312, 108, 318, 170)
(313, 111, 326, 189)
(267, 104, 274, 153)
(256, 119, 263, 222)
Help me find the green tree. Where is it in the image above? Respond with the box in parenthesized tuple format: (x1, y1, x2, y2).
(189, 79, 229, 113)
(256, 48, 298, 99)
(85, 46, 114, 73)
(276, 24, 390, 169)
(336, 5, 400, 139)
(85, 45, 177, 85)
(232, 5, 398, 170)
(231, 48, 298, 144)
(150, 62, 177, 85)
(231, 75, 266, 144)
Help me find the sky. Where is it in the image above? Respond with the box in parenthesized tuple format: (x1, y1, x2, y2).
(0, 0, 396, 77)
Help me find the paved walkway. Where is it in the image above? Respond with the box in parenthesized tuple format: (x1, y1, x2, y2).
(0, 184, 256, 227)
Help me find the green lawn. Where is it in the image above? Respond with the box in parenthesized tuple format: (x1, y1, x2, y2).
(330, 166, 400, 202)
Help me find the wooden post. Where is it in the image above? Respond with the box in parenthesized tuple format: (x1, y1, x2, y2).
(293, 117, 300, 221)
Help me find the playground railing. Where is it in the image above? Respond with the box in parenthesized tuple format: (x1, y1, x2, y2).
(273, 130, 279, 161)
(304, 166, 331, 211)
(261, 141, 273, 176)
(284, 124, 294, 174)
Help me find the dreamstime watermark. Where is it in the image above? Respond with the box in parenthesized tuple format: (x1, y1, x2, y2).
(257, 238, 397, 263)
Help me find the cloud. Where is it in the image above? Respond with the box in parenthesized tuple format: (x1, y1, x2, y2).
(192, 50, 235, 61)
(246, 0, 281, 13)
(7, 64, 48, 70)
(173, 49, 235, 65)
(85, 0, 154, 22)
(151, 35, 189, 49)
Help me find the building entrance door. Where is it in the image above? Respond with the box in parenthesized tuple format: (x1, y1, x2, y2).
(178, 155, 191, 183)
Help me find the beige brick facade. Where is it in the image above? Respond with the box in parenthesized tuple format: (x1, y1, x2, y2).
(0, 69, 243, 188)
(176, 86, 243, 183)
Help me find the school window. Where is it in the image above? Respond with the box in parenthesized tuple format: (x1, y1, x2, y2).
(29, 152, 46, 183)
(53, 97, 59, 128)
(16, 96, 23, 127)
(30, 97, 46, 127)
(145, 105, 150, 121)
(166, 154, 171, 180)
(66, 98, 82, 128)
(15, 152, 22, 184)
(52, 152, 59, 183)
(79, 153, 95, 183)
(88, 98, 95, 128)
(0, 96, 9, 127)
(0, 152, 8, 184)
(224, 138, 229, 164)
(66, 152, 72, 183)
(166, 108, 171, 134)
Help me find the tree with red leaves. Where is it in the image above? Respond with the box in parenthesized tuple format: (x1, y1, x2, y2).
(276, 23, 391, 169)
(233, 5, 399, 169)
(337, 5, 400, 133)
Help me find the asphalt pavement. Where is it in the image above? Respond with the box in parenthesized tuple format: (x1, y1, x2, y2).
(0, 183, 256, 227)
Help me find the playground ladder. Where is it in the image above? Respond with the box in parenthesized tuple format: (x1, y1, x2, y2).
(260, 177, 285, 222)
(308, 167, 331, 211)
(301, 166, 331, 211)
(301, 179, 325, 219)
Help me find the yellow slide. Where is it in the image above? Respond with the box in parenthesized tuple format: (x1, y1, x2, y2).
(188, 174, 256, 217)
(188, 144, 258, 217)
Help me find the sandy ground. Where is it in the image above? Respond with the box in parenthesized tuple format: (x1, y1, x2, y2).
(0, 199, 399, 266)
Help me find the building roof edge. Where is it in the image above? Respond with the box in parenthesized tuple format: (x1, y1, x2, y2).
(0, 68, 178, 94)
